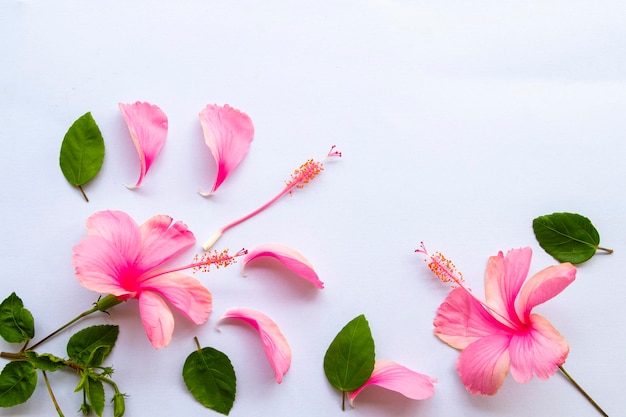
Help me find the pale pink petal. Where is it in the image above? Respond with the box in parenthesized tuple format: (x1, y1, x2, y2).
(348, 360, 436, 405)
(119, 102, 168, 188)
(138, 290, 175, 349)
(84, 210, 141, 262)
(141, 272, 212, 324)
(72, 235, 134, 297)
(220, 307, 291, 383)
(484, 248, 532, 328)
(434, 287, 511, 350)
(508, 314, 569, 383)
(241, 243, 323, 289)
(198, 104, 254, 195)
(456, 334, 512, 395)
(515, 263, 576, 320)
(135, 215, 196, 272)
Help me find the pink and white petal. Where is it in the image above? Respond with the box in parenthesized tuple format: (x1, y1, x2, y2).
(135, 215, 196, 273)
(119, 102, 168, 188)
(508, 314, 569, 383)
(72, 235, 134, 297)
(198, 104, 254, 195)
(456, 335, 512, 395)
(141, 272, 212, 325)
(84, 210, 141, 261)
(434, 287, 511, 350)
(220, 308, 291, 383)
(515, 263, 576, 320)
(484, 248, 532, 328)
(241, 243, 323, 289)
(348, 360, 436, 405)
(138, 291, 175, 349)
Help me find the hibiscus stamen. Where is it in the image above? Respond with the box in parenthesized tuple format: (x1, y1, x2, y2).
(191, 248, 249, 272)
(203, 146, 341, 250)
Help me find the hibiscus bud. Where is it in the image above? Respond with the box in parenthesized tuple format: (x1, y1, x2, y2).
(112, 392, 126, 417)
(95, 294, 124, 312)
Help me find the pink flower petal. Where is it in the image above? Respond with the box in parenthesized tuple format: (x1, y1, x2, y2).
(119, 101, 168, 188)
(135, 215, 196, 272)
(141, 272, 212, 325)
(138, 290, 175, 349)
(508, 314, 569, 383)
(456, 334, 512, 395)
(515, 263, 576, 320)
(85, 210, 141, 261)
(348, 360, 437, 406)
(241, 243, 324, 289)
(198, 104, 254, 195)
(220, 307, 291, 383)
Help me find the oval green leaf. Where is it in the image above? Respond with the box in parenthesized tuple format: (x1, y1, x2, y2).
(59, 112, 105, 201)
(67, 325, 119, 367)
(183, 346, 236, 415)
(532, 212, 611, 264)
(323, 314, 375, 393)
(87, 377, 105, 417)
(25, 351, 66, 372)
(0, 361, 37, 407)
(0, 292, 35, 344)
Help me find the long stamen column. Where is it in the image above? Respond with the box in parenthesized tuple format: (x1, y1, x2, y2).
(203, 146, 342, 250)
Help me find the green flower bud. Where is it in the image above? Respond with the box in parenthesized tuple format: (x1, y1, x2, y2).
(112, 392, 126, 417)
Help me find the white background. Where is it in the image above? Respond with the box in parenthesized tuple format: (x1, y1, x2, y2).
(1, 1, 625, 416)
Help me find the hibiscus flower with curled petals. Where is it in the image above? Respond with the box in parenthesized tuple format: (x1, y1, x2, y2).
(72, 210, 247, 349)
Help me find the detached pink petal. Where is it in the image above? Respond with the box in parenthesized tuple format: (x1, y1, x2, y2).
(241, 243, 324, 289)
(220, 308, 291, 383)
(348, 360, 436, 406)
(119, 101, 168, 188)
(199, 104, 254, 195)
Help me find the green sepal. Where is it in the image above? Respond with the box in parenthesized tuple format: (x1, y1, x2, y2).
(0, 292, 35, 344)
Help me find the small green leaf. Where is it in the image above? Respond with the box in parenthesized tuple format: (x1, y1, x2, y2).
(183, 345, 236, 415)
(67, 325, 119, 367)
(59, 112, 105, 202)
(323, 314, 375, 393)
(0, 361, 37, 407)
(532, 212, 612, 264)
(0, 292, 35, 344)
(87, 377, 105, 417)
(25, 351, 66, 371)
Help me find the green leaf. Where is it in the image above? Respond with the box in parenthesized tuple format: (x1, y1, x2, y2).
(25, 351, 66, 371)
(323, 314, 375, 393)
(67, 325, 119, 367)
(0, 292, 35, 344)
(532, 212, 612, 264)
(183, 346, 236, 415)
(0, 361, 37, 407)
(59, 112, 105, 202)
(87, 377, 105, 417)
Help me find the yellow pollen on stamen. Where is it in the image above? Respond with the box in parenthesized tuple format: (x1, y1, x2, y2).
(426, 251, 464, 287)
(285, 159, 324, 194)
(192, 249, 237, 273)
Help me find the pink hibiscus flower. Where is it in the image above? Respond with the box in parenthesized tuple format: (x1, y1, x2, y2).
(72, 210, 245, 349)
(419, 245, 576, 395)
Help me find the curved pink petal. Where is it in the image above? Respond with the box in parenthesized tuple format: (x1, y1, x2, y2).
(85, 210, 141, 262)
(434, 287, 511, 350)
(457, 334, 512, 395)
(199, 104, 254, 195)
(348, 360, 437, 405)
(484, 248, 532, 328)
(138, 290, 175, 349)
(119, 101, 168, 188)
(241, 243, 323, 289)
(141, 272, 212, 324)
(135, 215, 196, 272)
(220, 307, 291, 383)
(515, 263, 576, 320)
(508, 314, 569, 383)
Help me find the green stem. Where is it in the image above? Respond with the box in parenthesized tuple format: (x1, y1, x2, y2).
(597, 246, 613, 254)
(559, 365, 608, 416)
(78, 185, 89, 202)
(42, 370, 65, 417)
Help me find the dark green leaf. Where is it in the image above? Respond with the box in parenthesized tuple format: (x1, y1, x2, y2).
(87, 377, 105, 417)
(0, 292, 35, 343)
(67, 325, 119, 367)
(25, 351, 66, 371)
(183, 346, 236, 415)
(533, 212, 611, 264)
(323, 314, 375, 392)
(0, 361, 37, 407)
(59, 112, 105, 201)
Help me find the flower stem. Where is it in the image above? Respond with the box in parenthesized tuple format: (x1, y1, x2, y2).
(42, 370, 65, 417)
(559, 365, 608, 416)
